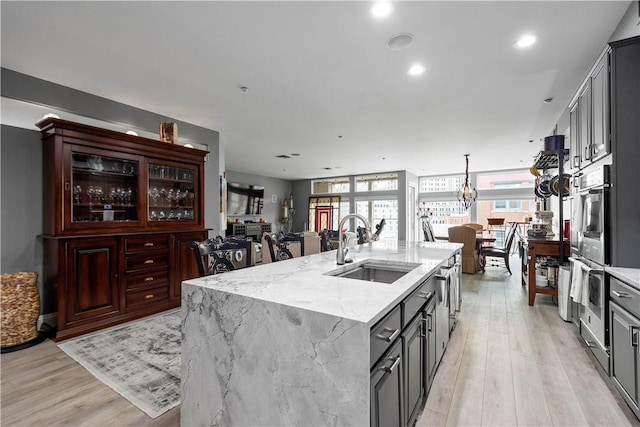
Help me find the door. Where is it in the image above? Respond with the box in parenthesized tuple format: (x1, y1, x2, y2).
(610, 301, 639, 407)
(408, 184, 416, 242)
(403, 314, 424, 426)
(591, 52, 610, 162)
(569, 102, 581, 170)
(578, 80, 592, 165)
(63, 237, 120, 325)
(371, 339, 404, 427)
(424, 298, 437, 391)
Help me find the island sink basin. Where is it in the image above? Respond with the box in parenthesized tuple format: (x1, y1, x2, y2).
(326, 260, 420, 284)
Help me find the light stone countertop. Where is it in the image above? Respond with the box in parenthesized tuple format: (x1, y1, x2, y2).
(181, 240, 462, 426)
(182, 240, 462, 327)
(606, 266, 640, 290)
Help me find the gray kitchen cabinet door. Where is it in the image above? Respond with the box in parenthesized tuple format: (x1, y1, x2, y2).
(425, 298, 437, 389)
(371, 339, 405, 427)
(403, 314, 424, 427)
(610, 302, 639, 406)
(590, 51, 610, 162)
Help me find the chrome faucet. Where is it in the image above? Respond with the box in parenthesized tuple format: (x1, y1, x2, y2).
(336, 213, 378, 265)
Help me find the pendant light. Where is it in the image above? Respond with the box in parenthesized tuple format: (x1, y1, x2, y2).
(457, 154, 477, 210)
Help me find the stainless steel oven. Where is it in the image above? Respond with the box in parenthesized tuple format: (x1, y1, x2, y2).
(571, 164, 610, 265)
(570, 163, 611, 373)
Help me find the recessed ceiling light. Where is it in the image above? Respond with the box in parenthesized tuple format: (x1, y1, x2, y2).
(371, 1, 392, 18)
(543, 97, 553, 104)
(407, 64, 426, 76)
(515, 34, 537, 48)
(290, 153, 301, 157)
(387, 33, 414, 50)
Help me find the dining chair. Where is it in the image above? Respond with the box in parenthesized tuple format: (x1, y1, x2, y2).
(191, 236, 248, 276)
(422, 218, 437, 242)
(447, 225, 478, 274)
(462, 223, 484, 232)
(480, 222, 518, 274)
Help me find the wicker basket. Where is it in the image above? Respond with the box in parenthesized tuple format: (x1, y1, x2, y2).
(1, 272, 40, 347)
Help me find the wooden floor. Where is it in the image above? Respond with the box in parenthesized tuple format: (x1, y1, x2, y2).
(2, 257, 639, 426)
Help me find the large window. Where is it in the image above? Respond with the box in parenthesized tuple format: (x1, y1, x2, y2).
(355, 199, 398, 241)
(355, 173, 398, 192)
(476, 170, 534, 190)
(419, 175, 464, 193)
(311, 177, 350, 194)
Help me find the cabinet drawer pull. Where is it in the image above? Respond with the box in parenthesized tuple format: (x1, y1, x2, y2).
(583, 338, 595, 348)
(144, 259, 154, 264)
(375, 327, 400, 343)
(630, 326, 639, 348)
(144, 242, 154, 247)
(379, 356, 401, 374)
(145, 294, 154, 299)
(612, 290, 632, 299)
(144, 277, 154, 282)
(417, 291, 432, 300)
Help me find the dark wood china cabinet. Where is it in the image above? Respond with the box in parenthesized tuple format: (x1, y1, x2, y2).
(38, 118, 208, 341)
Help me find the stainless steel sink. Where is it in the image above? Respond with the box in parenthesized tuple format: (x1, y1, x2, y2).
(326, 260, 420, 284)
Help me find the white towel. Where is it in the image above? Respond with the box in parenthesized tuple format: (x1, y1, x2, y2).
(580, 263, 592, 307)
(569, 258, 585, 301)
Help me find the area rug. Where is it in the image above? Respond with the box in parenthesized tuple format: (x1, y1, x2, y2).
(58, 309, 181, 418)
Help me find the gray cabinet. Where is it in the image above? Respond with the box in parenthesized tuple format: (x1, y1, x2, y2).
(403, 314, 424, 427)
(609, 274, 640, 420)
(590, 54, 610, 162)
(609, 36, 640, 268)
(610, 302, 639, 417)
(568, 47, 610, 172)
(424, 297, 437, 391)
(371, 339, 405, 427)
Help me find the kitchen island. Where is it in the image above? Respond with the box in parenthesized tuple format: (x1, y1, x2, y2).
(181, 240, 461, 426)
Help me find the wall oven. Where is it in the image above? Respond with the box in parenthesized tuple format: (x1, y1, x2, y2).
(570, 163, 611, 373)
(571, 164, 610, 265)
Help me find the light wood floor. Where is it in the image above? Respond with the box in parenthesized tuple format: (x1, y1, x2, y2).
(2, 257, 639, 426)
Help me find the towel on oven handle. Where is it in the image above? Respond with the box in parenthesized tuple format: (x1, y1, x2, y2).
(569, 257, 591, 306)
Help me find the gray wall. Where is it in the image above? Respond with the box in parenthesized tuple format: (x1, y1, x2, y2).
(225, 170, 292, 232)
(0, 125, 47, 311)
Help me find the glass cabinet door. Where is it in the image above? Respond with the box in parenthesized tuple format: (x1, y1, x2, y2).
(71, 152, 139, 223)
(148, 163, 196, 222)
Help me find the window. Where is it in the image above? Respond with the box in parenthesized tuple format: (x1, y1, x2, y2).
(355, 173, 398, 192)
(493, 200, 522, 211)
(419, 175, 464, 193)
(355, 199, 398, 241)
(311, 177, 350, 194)
(476, 171, 534, 190)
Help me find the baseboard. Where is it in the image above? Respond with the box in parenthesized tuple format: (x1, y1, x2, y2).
(38, 313, 57, 329)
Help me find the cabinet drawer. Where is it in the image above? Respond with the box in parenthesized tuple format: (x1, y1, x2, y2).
(402, 275, 435, 328)
(125, 268, 169, 290)
(126, 251, 169, 271)
(370, 305, 401, 369)
(610, 276, 640, 318)
(125, 235, 169, 253)
(126, 285, 169, 308)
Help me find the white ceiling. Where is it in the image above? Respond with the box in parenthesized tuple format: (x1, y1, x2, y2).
(0, 1, 631, 180)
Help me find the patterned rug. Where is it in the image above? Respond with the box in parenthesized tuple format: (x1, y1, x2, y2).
(58, 309, 181, 418)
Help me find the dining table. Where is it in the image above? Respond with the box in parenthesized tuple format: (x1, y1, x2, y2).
(435, 230, 496, 272)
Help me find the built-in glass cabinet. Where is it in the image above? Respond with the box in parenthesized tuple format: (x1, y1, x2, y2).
(40, 118, 208, 340)
(72, 152, 139, 223)
(148, 163, 196, 222)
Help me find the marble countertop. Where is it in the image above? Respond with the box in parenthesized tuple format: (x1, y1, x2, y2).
(183, 240, 461, 327)
(606, 266, 640, 289)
